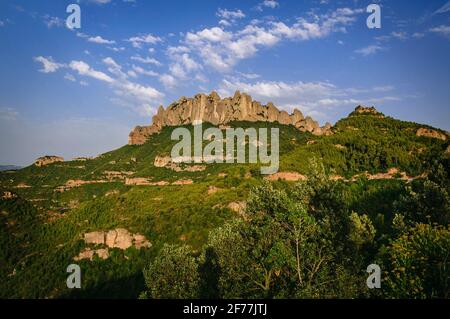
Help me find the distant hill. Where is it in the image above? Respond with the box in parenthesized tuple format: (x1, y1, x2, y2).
(0, 165, 22, 171)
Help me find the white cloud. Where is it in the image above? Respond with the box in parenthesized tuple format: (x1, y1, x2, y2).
(34, 56, 64, 73)
(108, 46, 125, 52)
(255, 0, 280, 11)
(159, 74, 177, 89)
(354, 44, 385, 56)
(216, 8, 245, 20)
(183, 7, 363, 72)
(64, 73, 76, 82)
(88, 35, 116, 44)
(430, 25, 450, 37)
(219, 19, 231, 27)
(391, 31, 408, 40)
(131, 65, 159, 77)
(35, 55, 164, 116)
(127, 33, 162, 48)
(69, 60, 115, 83)
(131, 55, 162, 66)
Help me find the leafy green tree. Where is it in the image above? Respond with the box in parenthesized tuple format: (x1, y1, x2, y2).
(142, 244, 200, 299)
(348, 212, 376, 250)
(381, 223, 450, 298)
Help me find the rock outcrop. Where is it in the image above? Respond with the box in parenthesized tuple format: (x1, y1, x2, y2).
(34, 156, 64, 167)
(129, 91, 332, 145)
(416, 128, 447, 141)
(351, 105, 384, 117)
(82, 228, 151, 251)
(2, 191, 17, 200)
(264, 171, 307, 182)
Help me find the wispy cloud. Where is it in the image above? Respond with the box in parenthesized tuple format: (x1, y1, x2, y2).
(256, 0, 280, 11)
(183, 7, 363, 72)
(42, 15, 64, 28)
(34, 56, 65, 73)
(131, 55, 162, 66)
(434, 1, 450, 14)
(354, 44, 385, 56)
(88, 35, 116, 44)
(430, 25, 450, 37)
(126, 33, 162, 48)
(34, 56, 164, 116)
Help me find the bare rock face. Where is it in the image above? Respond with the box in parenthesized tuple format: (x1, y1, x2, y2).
(108, 228, 133, 250)
(74, 248, 109, 261)
(84, 231, 105, 245)
(34, 156, 64, 167)
(82, 228, 152, 254)
(129, 91, 332, 145)
(264, 172, 307, 182)
(227, 201, 247, 215)
(416, 128, 447, 141)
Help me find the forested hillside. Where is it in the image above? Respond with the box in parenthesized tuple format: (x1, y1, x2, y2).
(1, 109, 448, 298)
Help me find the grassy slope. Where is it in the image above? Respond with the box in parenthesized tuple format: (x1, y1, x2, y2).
(0, 114, 448, 298)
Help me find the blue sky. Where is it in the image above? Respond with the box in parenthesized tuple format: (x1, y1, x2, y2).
(0, 0, 449, 166)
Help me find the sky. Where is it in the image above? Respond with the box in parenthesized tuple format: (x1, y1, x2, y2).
(0, 0, 449, 166)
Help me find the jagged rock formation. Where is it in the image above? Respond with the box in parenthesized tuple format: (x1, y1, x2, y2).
(129, 91, 332, 145)
(352, 105, 384, 117)
(34, 156, 64, 167)
(416, 128, 447, 141)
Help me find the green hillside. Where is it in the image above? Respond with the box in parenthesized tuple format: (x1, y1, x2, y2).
(1, 110, 449, 299)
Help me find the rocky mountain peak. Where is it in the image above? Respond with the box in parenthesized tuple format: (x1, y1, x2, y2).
(128, 91, 333, 145)
(353, 105, 382, 116)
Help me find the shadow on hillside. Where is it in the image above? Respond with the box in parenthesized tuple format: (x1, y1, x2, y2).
(60, 272, 145, 299)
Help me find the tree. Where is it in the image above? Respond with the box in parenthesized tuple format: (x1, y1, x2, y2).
(142, 244, 200, 299)
(381, 223, 450, 299)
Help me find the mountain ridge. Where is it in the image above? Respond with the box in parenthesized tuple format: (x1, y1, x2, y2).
(129, 90, 333, 145)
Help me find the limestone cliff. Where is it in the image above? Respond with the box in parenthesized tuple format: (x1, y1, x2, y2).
(129, 91, 332, 145)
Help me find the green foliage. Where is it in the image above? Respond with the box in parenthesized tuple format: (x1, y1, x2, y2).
(0, 112, 448, 299)
(142, 244, 200, 299)
(381, 224, 450, 298)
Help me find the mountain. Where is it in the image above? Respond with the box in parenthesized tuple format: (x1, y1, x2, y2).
(0, 165, 23, 172)
(0, 97, 448, 299)
(129, 91, 332, 145)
